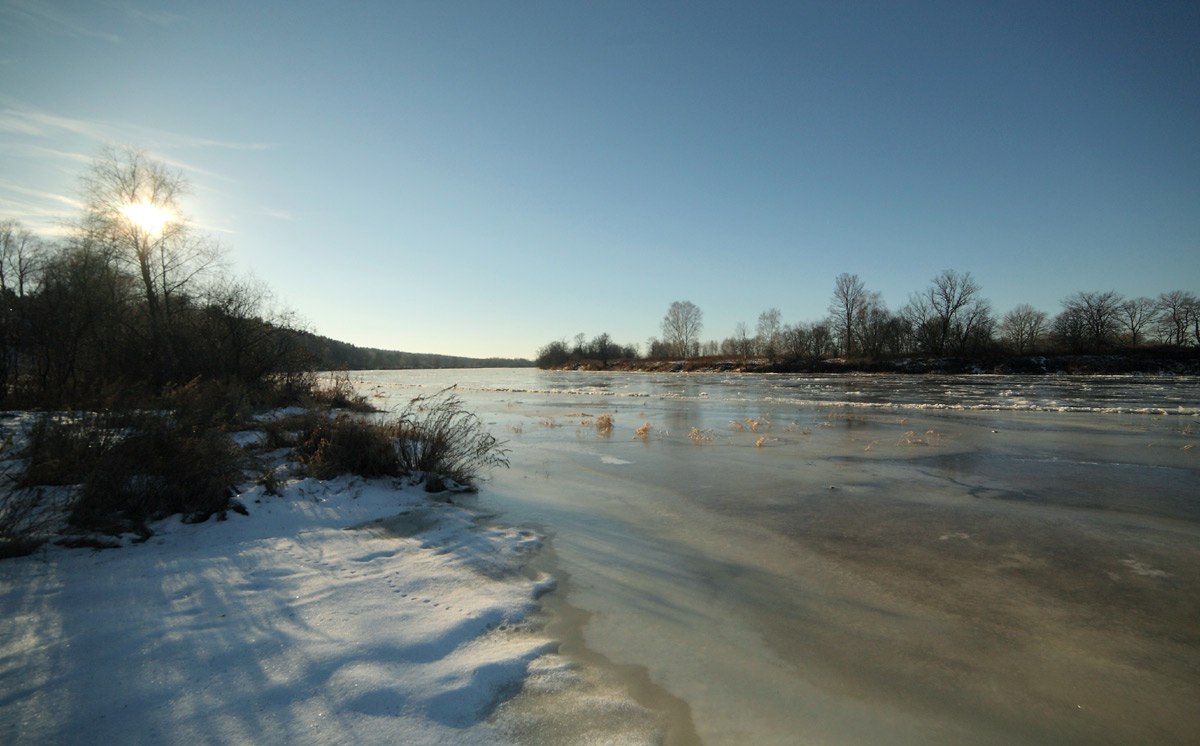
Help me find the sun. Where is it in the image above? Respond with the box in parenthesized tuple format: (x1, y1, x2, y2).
(119, 201, 176, 237)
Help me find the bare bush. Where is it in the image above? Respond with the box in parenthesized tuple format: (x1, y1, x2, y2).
(0, 466, 62, 558)
(296, 414, 399, 480)
(70, 417, 245, 536)
(394, 387, 510, 486)
(309, 372, 374, 412)
(20, 413, 125, 487)
(17, 411, 245, 538)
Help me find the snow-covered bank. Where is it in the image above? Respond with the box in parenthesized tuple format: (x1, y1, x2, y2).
(0, 473, 592, 745)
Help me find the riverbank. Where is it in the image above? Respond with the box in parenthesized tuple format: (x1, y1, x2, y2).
(0, 460, 662, 744)
(555, 348, 1200, 375)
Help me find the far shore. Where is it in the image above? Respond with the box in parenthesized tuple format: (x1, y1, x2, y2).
(546, 348, 1200, 376)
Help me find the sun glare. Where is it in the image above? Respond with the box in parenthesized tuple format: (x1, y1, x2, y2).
(119, 201, 175, 236)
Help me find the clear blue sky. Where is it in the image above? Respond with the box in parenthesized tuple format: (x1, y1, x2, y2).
(2, 0, 1197, 358)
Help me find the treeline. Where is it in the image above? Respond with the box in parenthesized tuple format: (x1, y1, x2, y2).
(534, 333, 639, 369)
(0, 152, 316, 408)
(296, 331, 531, 371)
(537, 271, 1200, 369)
(0, 149, 525, 409)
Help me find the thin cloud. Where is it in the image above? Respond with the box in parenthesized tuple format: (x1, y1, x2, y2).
(119, 3, 190, 29)
(0, 99, 276, 153)
(0, 98, 276, 241)
(0, 181, 84, 210)
(0, 195, 78, 234)
(261, 208, 295, 221)
(1, 0, 123, 44)
(0, 141, 95, 165)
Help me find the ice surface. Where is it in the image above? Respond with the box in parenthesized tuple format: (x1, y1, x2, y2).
(354, 368, 1200, 745)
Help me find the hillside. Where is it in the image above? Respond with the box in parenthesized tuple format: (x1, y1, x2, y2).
(293, 330, 533, 370)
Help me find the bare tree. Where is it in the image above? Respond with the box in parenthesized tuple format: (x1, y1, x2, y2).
(756, 308, 782, 362)
(905, 270, 988, 356)
(829, 273, 867, 356)
(999, 304, 1048, 354)
(853, 292, 895, 359)
(780, 321, 833, 363)
(0, 220, 44, 299)
(588, 332, 621, 367)
(1117, 297, 1157, 347)
(79, 148, 222, 379)
(1060, 291, 1123, 350)
(661, 300, 703, 358)
(0, 220, 47, 399)
(1155, 290, 1198, 346)
(733, 321, 752, 362)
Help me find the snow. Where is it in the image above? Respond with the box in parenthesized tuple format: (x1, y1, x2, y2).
(0, 473, 564, 745)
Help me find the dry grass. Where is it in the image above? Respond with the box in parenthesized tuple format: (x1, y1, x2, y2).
(393, 387, 510, 485)
(754, 436, 765, 448)
(309, 372, 375, 412)
(70, 417, 246, 536)
(296, 414, 399, 480)
(296, 387, 510, 488)
(899, 429, 942, 446)
(689, 427, 715, 445)
(728, 420, 745, 432)
(595, 415, 614, 437)
(634, 422, 653, 440)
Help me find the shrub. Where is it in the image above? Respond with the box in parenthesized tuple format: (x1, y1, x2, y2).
(20, 413, 124, 487)
(308, 372, 375, 412)
(17, 411, 246, 538)
(69, 416, 246, 536)
(295, 414, 399, 479)
(394, 387, 510, 485)
(0, 467, 60, 558)
(292, 389, 509, 487)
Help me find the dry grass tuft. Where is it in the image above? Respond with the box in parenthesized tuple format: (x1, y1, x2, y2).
(689, 427, 715, 445)
(728, 420, 745, 432)
(595, 415, 614, 437)
(754, 436, 765, 448)
(634, 422, 653, 440)
(309, 372, 375, 412)
(745, 418, 769, 432)
(899, 429, 942, 446)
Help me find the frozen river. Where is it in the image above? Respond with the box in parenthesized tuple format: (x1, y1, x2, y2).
(352, 369, 1200, 745)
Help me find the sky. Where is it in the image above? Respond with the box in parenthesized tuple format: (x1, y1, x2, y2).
(1, 0, 1197, 359)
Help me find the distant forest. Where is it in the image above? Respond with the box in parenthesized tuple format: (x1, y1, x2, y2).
(294, 331, 531, 371)
(536, 273, 1200, 373)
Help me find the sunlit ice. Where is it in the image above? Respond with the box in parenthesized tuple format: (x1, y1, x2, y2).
(119, 201, 175, 236)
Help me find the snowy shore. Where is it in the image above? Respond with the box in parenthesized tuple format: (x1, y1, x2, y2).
(0, 471, 583, 745)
